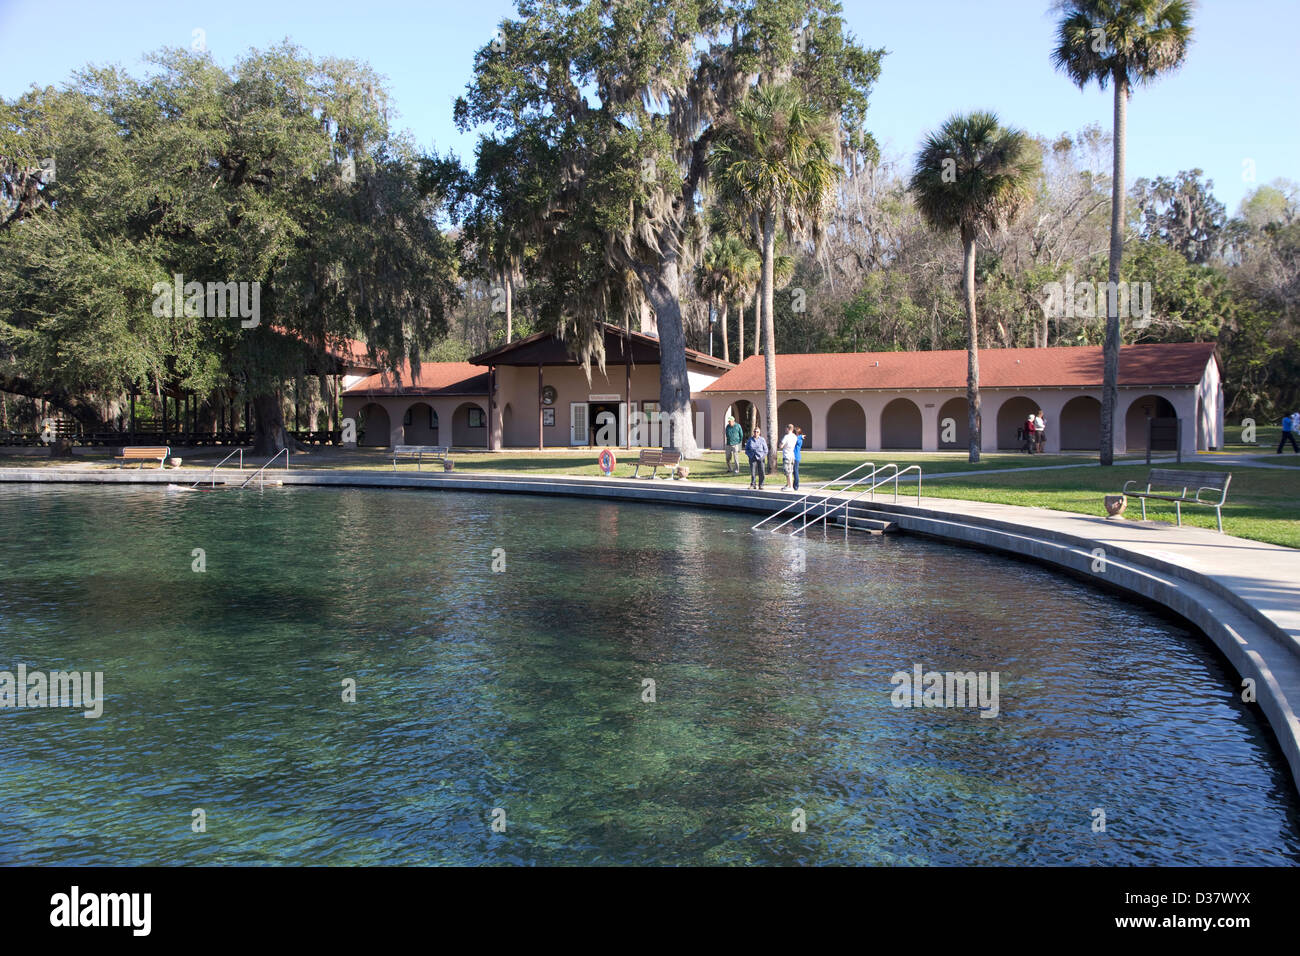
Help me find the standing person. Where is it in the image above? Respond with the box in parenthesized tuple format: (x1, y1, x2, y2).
(744, 426, 769, 489)
(1279, 412, 1300, 454)
(779, 423, 798, 490)
(1025, 412, 1037, 454)
(792, 426, 805, 491)
(1034, 411, 1046, 454)
(724, 415, 745, 474)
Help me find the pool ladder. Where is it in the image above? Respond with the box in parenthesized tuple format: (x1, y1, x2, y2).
(239, 448, 289, 489)
(753, 460, 921, 538)
(190, 447, 245, 489)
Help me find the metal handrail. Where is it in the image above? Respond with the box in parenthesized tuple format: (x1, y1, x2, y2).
(239, 447, 289, 489)
(770, 463, 892, 535)
(801, 464, 898, 537)
(814, 465, 924, 539)
(764, 461, 900, 536)
(191, 447, 245, 489)
(751, 460, 877, 531)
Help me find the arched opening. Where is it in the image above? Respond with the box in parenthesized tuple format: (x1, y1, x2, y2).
(403, 402, 438, 444)
(358, 403, 390, 447)
(730, 400, 760, 435)
(937, 397, 970, 450)
(880, 398, 922, 449)
(1060, 396, 1102, 450)
(778, 399, 813, 447)
(1125, 394, 1177, 452)
(452, 402, 488, 447)
(996, 396, 1037, 450)
(826, 399, 866, 449)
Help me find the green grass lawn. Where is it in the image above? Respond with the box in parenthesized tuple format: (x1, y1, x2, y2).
(922, 462, 1299, 548)
(4, 444, 1294, 547)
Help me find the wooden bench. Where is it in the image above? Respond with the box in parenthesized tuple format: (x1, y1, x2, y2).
(115, 446, 171, 469)
(392, 444, 452, 471)
(1122, 468, 1232, 532)
(631, 448, 682, 479)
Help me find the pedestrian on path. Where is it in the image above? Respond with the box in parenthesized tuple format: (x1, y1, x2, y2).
(1279, 412, 1300, 454)
(792, 426, 805, 491)
(745, 426, 769, 489)
(1034, 411, 1046, 454)
(779, 424, 798, 489)
(724, 415, 744, 474)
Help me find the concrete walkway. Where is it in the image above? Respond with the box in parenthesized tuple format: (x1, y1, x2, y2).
(2, 463, 1298, 794)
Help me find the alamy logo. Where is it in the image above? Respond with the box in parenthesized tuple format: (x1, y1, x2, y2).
(890, 663, 1000, 718)
(151, 273, 260, 328)
(50, 886, 151, 936)
(0, 664, 103, 718)
(1040, 272, 1152, 327)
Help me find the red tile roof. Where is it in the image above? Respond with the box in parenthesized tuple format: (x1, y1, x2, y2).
(702, 343, 1218, 392)
(269, 325, 380, 371)
(343, 361, 489, 397)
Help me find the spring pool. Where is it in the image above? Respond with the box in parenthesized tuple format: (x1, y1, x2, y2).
(0, 484, 1296, 865)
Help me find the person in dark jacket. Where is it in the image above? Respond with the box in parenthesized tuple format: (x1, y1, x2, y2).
(744, 427, 769, 489)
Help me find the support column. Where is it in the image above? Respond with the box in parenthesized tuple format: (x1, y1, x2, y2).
(624, 332, 631, 450)
(921, 397, 939, 451)
(488, 365, 500, 451)
(537, 363, 544, 451)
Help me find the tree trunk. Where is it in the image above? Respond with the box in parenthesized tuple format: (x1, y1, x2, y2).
(1101, 77, 1128, 467)
(505, 271, 513, 343)
(962, 230, 981, 464)
(640, 254, 699, 458)
(720, 299, 730, 365)
(737, 297, 745, 363)
(754, 295, 761, 359)
(253, 390, 290, 456)
(761, 205, 778, 473)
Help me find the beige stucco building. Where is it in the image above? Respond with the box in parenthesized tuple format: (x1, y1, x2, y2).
(341, 331, 1222, 458)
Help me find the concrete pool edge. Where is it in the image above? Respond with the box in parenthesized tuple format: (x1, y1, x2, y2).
(4, 464, 1299, 796)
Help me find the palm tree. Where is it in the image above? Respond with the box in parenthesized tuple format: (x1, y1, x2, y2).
(711, 83, 839, 470)
(749, 249, 794, 362)
(910, 112, 1039, 463)
(697, 237, 730, 359)
(717, 236, 758, 365)
(733, 244, 760, 363)
(1053, 0, 1194, 465)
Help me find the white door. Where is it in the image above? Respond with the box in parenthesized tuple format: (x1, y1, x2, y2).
(570, 403, 587, 446)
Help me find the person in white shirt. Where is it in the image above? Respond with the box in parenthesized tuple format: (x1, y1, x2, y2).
(1034, 412, 1046, 453)
(779, 424, 799, 489)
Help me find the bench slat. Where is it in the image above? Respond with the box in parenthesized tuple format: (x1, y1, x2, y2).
(1146, 469, 1228, 488)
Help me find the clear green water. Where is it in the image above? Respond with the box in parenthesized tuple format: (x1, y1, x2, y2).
(0, 484, 1296, 866)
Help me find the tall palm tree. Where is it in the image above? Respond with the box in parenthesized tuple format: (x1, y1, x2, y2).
(1053, 0, 1194, 465)
(731, 242, 760, 364)
(711, 83, 839, 471)
(910, 112, 1039, 463)
(697, 237, 730, 359)
(717, 236, 758, 365)
(753, 250, 795, 359)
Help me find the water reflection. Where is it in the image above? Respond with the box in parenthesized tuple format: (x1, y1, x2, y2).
(0, 484, 1295, 865)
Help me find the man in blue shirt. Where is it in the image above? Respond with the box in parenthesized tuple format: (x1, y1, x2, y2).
(744, 427, 769, 489)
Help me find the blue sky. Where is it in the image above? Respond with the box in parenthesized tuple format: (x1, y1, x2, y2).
(1, 0, 1295, 213)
